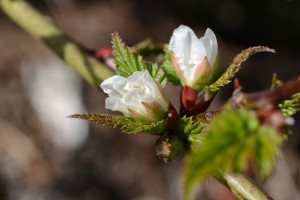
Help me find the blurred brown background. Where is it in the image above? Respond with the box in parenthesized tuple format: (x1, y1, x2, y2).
(0, 0, 300, 199)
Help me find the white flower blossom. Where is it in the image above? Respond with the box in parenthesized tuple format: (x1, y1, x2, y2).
(100, 71, 169, 123)
(169, 25, 218, 91)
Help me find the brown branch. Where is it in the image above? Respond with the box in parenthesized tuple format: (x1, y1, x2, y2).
(245, 76, 300, 107)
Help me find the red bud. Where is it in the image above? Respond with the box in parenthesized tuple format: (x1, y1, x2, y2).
(181, 86, 217, 116)
(94, 47, 113, 61)
(181, 86, 197, 110)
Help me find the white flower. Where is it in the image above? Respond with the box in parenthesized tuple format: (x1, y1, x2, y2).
(169, 25, 219, 91)
(100, 71, 169, 123)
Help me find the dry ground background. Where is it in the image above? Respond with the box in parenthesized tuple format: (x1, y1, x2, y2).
(0, 0, 300, 199)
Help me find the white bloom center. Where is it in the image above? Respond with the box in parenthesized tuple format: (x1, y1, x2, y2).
(169, 25, 218, 83)
(100, 71, 168, 117)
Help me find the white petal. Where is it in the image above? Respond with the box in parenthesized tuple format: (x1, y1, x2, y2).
(169, 25, 207, 83)
(169, 26, 199, 63)
(100, 70, 168, 120)
(100, 75, 126, 97)
(140, 71, 168, 109)
(124, 89, 147, 113)
(169, 26, 193, 61)
(105, 97, 130, 115)
(200, 28, 218, 67)
(101, 75, 129, 114)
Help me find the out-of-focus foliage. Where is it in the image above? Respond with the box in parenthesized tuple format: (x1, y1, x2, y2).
(133, 39, 165, 58)
(184, 109, 283, 200)
(279, 93, 300, 117)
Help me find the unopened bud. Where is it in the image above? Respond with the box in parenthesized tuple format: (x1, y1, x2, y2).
(94, 48, 116, 70)
(181, 86, 216, 116)
(169, 25, 219, 91)
(155, 134, 186, 162)
(181, 86, 197, 109)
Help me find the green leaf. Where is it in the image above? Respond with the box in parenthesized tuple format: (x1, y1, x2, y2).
(112, 33, 167, 87)
(279, 93, 300, 116)
(133, 39, 164, 58)
(254, 125, 283, 178)
(173, 117, 207, 152)
(69, 114, 167, 134)
(173, 116, 207, 145)
(183, 109, 282, 200)
(161, 47, 181, 86)
(205, 46, 275, 93)
(273, 74, 300, 116)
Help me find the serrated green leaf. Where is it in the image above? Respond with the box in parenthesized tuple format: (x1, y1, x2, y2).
(254, 125, 283, 178)
(173, 116, 208, 152)
(205, 46, 275, 93)
(112, 33, 167, 87)
(133, 39, 164, 58)
(173, 116, 207, 143)
(69, 114, 167, 134)
(183, 109, 282, 200)
(279, 93, 300, 116)
(162, 47, 181, 86)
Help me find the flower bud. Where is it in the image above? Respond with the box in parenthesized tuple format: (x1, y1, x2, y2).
(94, 48, 116, 71)
(169, 25, 219, 91)
(181, 86, 197, 109)
(181, 86, 217, 116)
(100, 71, 169, 124)
(155, 134, 186, 162)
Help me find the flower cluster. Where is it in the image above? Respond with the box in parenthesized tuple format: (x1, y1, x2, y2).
(101, 25, 219, 122)
(70, 23, 296, 200)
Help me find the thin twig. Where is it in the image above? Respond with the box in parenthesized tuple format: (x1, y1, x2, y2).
(243, 76, 300, 109)
(0, 0, 114, 87)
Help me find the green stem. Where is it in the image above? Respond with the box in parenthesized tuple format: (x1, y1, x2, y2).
(218, 173, 273, 200)
(0, 0, 114, 87)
